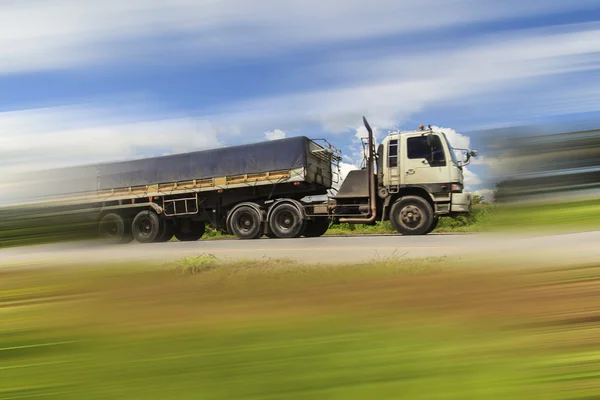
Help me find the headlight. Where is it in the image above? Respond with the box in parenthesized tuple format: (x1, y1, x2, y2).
(451, 183, 463, 192)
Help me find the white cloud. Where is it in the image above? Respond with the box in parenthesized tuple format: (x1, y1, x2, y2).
(474, 189, 496, 202)
(0, 107, 224, 171)
(0, 104, 231, 204)
(1, 0, 598, 74)
(194, 21, 600, 134)
(429, 125, 473, 163)
(5, 3, 600, 204)
(333, 161, 360, 191)
(463, 167, 482, 190)
(470, 156, 499, 167)
(432, 126, 470, 150)
(264, 129, 286, 141)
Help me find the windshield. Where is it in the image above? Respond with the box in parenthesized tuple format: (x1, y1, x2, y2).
(441, 132, 460, 165)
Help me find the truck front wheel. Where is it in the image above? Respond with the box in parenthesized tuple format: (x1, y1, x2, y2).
(425, 216, 439, 234)
(389, 196, 434, 236)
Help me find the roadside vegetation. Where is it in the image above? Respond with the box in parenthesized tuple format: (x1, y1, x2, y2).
(2, 256, 600, 399)
(2, 195, 599, 249)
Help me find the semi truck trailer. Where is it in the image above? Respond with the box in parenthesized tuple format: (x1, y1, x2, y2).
(12, 117, 478, 243)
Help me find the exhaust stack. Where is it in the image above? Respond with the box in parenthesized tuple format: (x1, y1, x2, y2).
(339, 116, 377, 223)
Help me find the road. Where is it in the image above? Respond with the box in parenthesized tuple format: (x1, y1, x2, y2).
(2, 230, 600, 269)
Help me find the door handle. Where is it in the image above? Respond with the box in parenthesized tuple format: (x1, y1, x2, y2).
(406, 169, 415, 175)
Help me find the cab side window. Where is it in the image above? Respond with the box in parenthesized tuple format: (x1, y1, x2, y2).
(407, 136, 446, 166)
(388, 139, 398, 167)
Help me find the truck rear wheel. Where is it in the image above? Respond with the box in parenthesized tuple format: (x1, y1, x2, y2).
(302, 218, 330, 238)
(132, 210, 162, 243)
(155, 219, 175, 242)
(264, 225, 277, 238)
(269, 203, 305, 239)
(389, 196, 434, 236)
(98, 213, 133, 244)
(229, 205, 263, 240)
(174, 221, 205, 242)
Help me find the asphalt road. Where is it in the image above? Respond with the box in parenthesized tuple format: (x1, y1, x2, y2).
(2, 230, 600, 268)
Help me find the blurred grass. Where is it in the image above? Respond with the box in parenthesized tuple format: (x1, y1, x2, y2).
(2, 257, 600, 399)
(327, 203, 493, 235)
(2, 197, 599, 249)
(485, 198, 600, 233)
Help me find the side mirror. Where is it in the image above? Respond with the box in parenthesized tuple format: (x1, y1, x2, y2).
(463, 149, 478, 165)
(426, 133, 434, 148)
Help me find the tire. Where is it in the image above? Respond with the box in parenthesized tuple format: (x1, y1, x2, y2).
(302, 218, 330, 238)
(264, 225, 277, 238)
(389, 196, 434, 235)
(425, 216, 439, 234)
(98, 213, 133, 244)
(132, 210, 162, 243)
(269, 203, 305, 239)
(174, 221, 206, 242)
(229, 205, 263, 240)
(155, 219, 175, 242)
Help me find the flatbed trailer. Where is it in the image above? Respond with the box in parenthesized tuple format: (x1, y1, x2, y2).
(5, 117, 478, 243)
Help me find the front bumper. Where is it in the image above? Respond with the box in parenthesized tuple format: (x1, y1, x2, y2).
(450, 192, 472, 213)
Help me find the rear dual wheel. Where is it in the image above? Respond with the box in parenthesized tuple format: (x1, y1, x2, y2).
(229, 205, 263, 240)
(100, 210, 206, 244)
(98, 213, 133, 244)
(155, 219, 175, 242)
(228, 202, 307, 240)
(132, 210, 163, 243)
(302, 217, 330, 238)
(174, 220, 206, 242)
(269, 203, 305, 239)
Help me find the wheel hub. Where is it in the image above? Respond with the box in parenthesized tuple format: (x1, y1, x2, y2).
(278, 212, 294, 230)
(238, 213, 254, 232)
(140, 219, 153, 235)
(400, 205, 423, 228)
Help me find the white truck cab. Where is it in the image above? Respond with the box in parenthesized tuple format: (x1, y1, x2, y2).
(328, 119, 478, 235)
(376, 125, 477, 218)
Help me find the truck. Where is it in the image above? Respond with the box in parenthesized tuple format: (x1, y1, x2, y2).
(12, 117, 478, 244)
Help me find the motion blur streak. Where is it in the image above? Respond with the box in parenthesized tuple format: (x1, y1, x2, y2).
(479, 120, 600, 204)
(2, 258, 600, 399)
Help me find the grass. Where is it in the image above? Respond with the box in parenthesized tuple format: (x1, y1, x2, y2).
(485, 198, 600, 233)
(200, 203, 493, 239)
(1, 197, 598, 250)
(2, 256, 600, 399)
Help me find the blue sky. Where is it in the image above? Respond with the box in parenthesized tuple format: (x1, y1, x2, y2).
(2, 0, 600, 203)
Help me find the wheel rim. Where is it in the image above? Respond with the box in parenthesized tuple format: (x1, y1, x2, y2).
(138, 217, 153, 237)
(400, 205, 424, 229)
(100, 218, 120, 238)
(105, 222, 116, 234)
(276, 210, 295, 232)
(235, 211, 257, 234)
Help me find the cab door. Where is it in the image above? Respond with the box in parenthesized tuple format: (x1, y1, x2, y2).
(401, 134, 449, 185)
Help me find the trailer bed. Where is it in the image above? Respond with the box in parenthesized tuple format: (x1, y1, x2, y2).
(11, 136, 339, 207)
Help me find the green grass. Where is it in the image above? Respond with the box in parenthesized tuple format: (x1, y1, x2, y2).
(2, 257, 600, 399)
(2, 198, 599, 250)
(327, 203, 494, 235)
(485, 198, 600, 233)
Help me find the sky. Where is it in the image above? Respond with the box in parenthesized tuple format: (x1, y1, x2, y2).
(2, 0, 600, 204)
